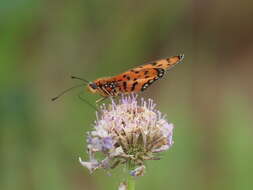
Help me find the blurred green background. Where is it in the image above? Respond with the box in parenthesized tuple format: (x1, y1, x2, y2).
(1, 0, 253, 189)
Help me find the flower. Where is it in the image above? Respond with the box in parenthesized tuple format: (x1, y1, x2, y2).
(79, 94, 174, 176)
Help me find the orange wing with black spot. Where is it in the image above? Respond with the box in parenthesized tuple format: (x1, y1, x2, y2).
(112, 54, 184, 93)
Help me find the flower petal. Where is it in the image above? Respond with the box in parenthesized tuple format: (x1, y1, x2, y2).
(130, 165, 146, 177)
(79, 157, 100, 173)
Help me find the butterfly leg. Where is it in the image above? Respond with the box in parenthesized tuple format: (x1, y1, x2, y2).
(78, 93, 99, 112)
(96, 96, 108, 104)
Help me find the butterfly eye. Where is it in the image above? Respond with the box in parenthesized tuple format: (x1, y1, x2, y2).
(89, 83, 98, 89)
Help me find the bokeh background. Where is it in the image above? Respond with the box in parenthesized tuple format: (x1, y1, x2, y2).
(1, 0, 253, 190)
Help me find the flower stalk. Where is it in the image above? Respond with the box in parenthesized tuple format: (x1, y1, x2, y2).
(127, 176, 135, 190)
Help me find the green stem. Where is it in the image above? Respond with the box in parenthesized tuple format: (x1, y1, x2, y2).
(127, 176, 135, 190)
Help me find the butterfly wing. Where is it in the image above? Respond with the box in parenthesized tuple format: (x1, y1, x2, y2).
(115, 76, 158, 93)
(113, 54, 184, 93)
(91, 54, 184, 96)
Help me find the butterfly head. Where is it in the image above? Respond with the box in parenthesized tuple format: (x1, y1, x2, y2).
(87, 82, 99, 93)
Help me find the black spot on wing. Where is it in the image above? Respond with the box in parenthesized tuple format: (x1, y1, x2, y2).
(154, 68, 165, 78)
(141, 81, 150, 91)
(123, 81, 127, 91)
(141, 76, 160, 92)
(102, 82, 118, 96)
(131, 81, 138, 91)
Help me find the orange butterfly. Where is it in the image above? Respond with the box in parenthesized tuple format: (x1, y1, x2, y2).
(52, 54, 184, 103)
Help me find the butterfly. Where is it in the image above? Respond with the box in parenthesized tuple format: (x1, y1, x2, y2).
(52, 54, 184, 103)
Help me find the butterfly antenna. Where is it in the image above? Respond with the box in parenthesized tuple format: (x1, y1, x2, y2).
(78, 93, 100, 112)
(51, 84, 84, 101)
(71, 75, 90, 84)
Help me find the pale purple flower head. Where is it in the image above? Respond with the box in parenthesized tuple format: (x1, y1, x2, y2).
(79, 94, 174, 176)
